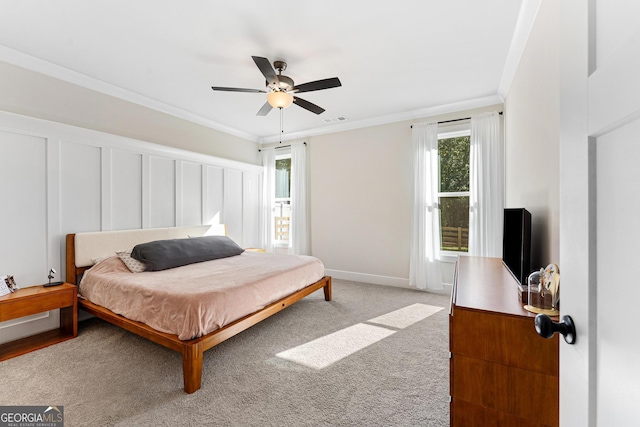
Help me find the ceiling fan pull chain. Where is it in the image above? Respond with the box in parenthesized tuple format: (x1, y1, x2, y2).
(280, 107, 284, 144)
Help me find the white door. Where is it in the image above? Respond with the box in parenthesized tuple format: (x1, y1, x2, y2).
(559, 1, 640, 425)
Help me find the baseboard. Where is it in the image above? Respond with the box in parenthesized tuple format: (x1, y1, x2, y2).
(0, 310, 59, 345)
(325, 269, 452, 295)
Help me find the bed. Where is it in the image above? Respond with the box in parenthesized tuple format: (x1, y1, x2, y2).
(65, 225, 332, 393)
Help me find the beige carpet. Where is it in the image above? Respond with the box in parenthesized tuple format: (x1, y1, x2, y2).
(0, 280, 450, 426)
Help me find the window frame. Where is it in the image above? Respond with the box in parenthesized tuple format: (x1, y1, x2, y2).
(437, 125, 471, 257)
(274, 149, 291, 246)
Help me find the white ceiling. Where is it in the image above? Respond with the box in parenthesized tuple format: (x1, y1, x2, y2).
(0, 0, 530, 143)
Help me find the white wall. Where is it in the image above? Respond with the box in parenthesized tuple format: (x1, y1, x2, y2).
(308, 103, 502, 289)
(309, 121, 413, 286)
(0, 111, 261, 344)
(504, 0, 559, 268)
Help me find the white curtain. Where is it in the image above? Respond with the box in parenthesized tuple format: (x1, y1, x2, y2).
(410, 122, 443, 291)
(260, 148, 276, 252)
(289, 142, 309, 255)
(468, 111, 504, 257)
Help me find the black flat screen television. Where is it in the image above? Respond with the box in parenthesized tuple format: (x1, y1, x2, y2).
(502, 208, 531, 287)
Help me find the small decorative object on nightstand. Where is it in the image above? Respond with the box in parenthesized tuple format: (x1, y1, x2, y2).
(0, 275, 20, 296)
(0, 277, 11, 297)
(0, 283, 77, 361)
(44, 267, 64, 287)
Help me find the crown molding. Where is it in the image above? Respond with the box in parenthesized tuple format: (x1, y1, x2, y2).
(0, 44, 261, 143)
(1, 42, 512, 146)
(258, 95, 504, 144)
(497, 0, 542, 99)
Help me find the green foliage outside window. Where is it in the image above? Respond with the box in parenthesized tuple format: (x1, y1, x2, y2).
(276, 157, 291, 172)
(439, 136, 470, 251)
(438, 136, 470, 194)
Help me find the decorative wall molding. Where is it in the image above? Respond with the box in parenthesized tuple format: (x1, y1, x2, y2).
(497, 0, 543, 99)
(1, 43, 511, 147)
(0, 110, 262, 174)
(0, 109, 261, 344)
(0, 45, 260, 143)
(260, 95, 504, 144)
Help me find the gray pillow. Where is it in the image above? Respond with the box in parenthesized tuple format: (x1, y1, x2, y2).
(131, 236, 244, 271)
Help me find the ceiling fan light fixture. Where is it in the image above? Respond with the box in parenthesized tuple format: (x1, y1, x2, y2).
(211, 56, 341, 115)
(267, 91, 293, 109)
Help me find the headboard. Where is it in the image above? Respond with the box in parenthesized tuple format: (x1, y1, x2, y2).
(66, 224, 226, 284)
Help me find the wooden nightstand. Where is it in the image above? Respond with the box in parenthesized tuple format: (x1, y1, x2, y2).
(0, 283, 77, 362)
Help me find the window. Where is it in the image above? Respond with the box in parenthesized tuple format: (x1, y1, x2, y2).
(274, 153, 291, 243)
(438, 129, 470, 252)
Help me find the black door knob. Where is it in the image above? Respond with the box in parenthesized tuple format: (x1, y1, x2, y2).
(535, 314, 576, 345)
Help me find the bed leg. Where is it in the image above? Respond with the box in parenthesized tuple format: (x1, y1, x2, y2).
(182, 343, 203, 394)
(323, 277, 332, 301)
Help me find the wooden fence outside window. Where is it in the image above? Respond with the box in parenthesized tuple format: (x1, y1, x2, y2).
(441, 226, 469, 251)
(275, 216, 290, 241)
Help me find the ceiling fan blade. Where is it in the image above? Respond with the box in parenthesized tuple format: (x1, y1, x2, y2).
(293, 96, 325, 115)
(292, 77, 342, 93)
(252, 56, 279, 87)
(211, 86, 266, 93)
(256, 101, 273, 116)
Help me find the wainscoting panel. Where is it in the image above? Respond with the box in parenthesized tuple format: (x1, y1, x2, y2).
(60, 140, 102, 235)
(0, 110, 261, 345)
(0, 130, 58, 343)
(0, 130, 48, 287)
(223, 169, 244, 246)
(181, 161, 203, 227)
(148, 156, 177, 228)
(242, 171, 261, 248)
(204, 165, 224, 226)
(110, 149, 143, 231)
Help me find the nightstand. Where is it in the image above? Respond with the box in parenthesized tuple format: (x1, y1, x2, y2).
(0, 283, 77, 362)
(244, 248, 266, 252)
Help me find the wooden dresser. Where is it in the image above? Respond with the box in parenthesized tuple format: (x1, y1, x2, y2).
(449, 256, 559, 427)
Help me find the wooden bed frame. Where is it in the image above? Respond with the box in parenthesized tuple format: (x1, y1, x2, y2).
(65, 232, 332, 394)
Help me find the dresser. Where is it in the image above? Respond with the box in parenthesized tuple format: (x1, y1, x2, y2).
(449, 256, 559, 426)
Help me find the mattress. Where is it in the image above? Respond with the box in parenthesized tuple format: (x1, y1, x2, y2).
(80, 251, 325, 340)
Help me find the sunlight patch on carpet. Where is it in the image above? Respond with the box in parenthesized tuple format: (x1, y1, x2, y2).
(276, 303, 444, 369)
(276, 323, 396, 369)
(367, 303, 443, 329)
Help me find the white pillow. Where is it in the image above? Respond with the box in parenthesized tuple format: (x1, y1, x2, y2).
(115, 249, 147, 273)
(91, 255, 111, 265)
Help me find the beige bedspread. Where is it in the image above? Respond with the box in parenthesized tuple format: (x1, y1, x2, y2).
(80, 252, 325, 340)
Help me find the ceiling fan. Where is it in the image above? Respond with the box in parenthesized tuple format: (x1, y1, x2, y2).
(211, 56, 342, 116)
